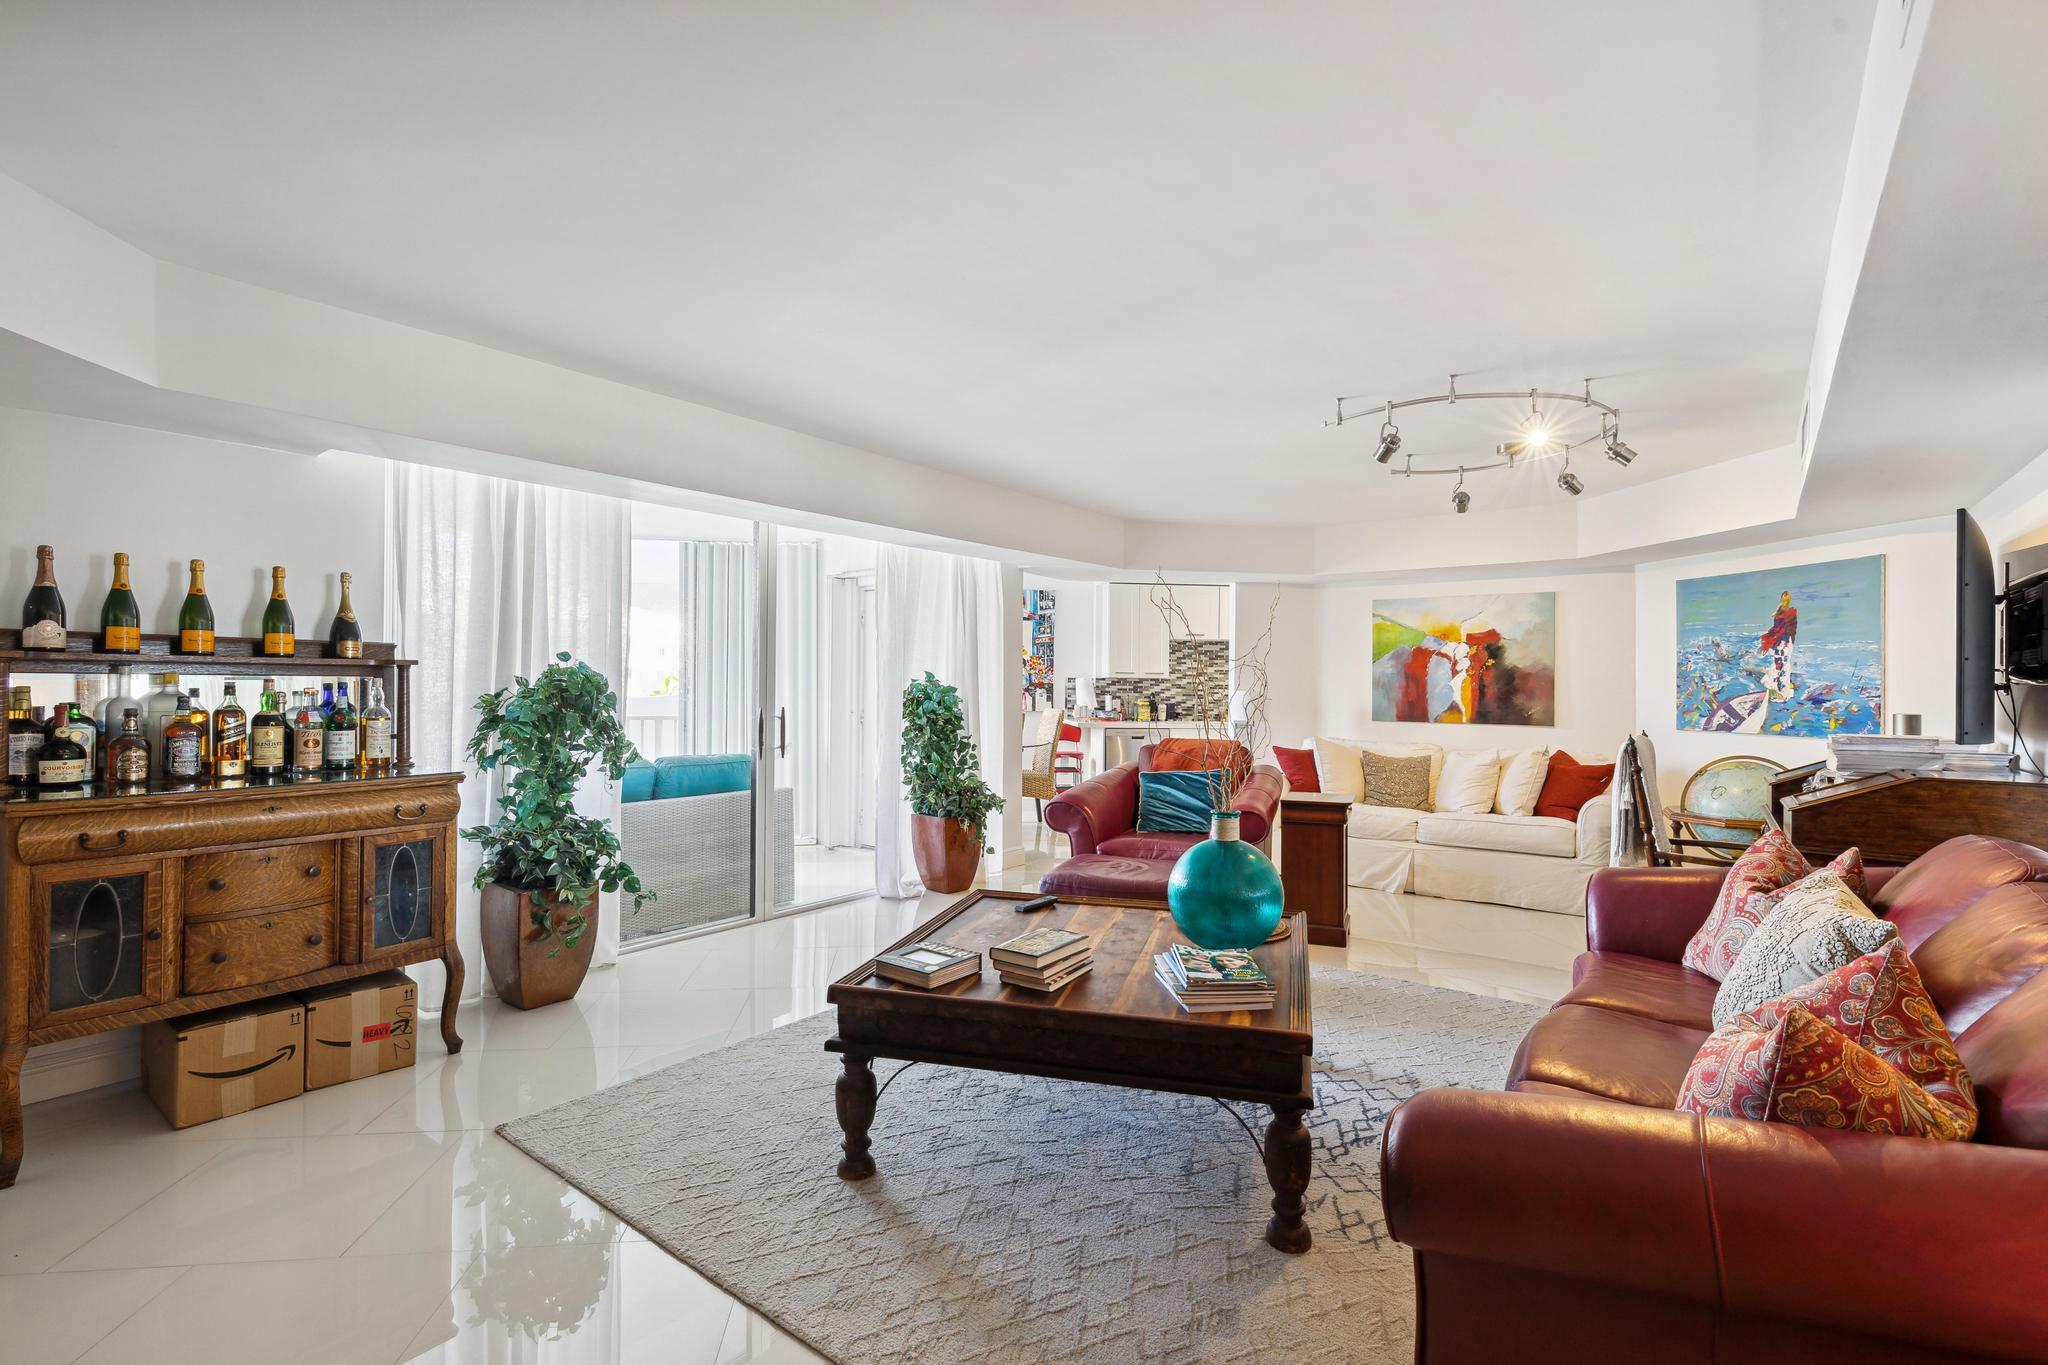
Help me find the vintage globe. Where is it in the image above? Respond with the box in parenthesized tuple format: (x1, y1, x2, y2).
(1680, 756, 1784, 853)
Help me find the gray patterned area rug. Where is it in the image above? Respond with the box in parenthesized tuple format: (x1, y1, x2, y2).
(498, 967, 1539, 1364)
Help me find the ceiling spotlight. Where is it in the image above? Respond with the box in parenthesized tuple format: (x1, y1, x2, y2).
(1605, 436, 1638, 466)
(1557, 468, 1584, 496)
(1373, 421, 1401, 465)
(1452, 470, 1469, 513)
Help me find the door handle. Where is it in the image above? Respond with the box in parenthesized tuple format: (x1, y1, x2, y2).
(777, 707, 787, 757)
(393, 801, 427, 821)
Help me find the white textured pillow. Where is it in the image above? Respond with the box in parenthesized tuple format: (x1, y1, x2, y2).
(1434, 749, 1501, 814)
(1710, 871, 1900, 1028)
(1494, 748, 1550, 817)
(1309, 736, 1365, 803)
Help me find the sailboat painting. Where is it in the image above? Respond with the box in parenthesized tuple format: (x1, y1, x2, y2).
(1675, 555, 1884, 736)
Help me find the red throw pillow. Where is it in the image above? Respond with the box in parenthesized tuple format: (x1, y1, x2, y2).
(1677, 942, 1976, 1141)
(1271, 745, 1320, 792)
(1682, 837, 1866, 981)
(1151, 738, 1253, 794)
(1532, 751, 1614, 822)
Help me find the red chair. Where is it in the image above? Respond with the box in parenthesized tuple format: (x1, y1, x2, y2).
(1053, 721, 1084, 790)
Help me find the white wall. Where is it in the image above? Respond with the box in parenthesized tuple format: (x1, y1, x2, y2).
(1, 405, 388, 1103)
(1314, 570, 1636, 763)
(1633, 519, 1955, 806)
(1235, 582, 1317, 761)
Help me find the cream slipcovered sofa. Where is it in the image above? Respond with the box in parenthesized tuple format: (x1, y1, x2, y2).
(1305, 737, 1613, 918)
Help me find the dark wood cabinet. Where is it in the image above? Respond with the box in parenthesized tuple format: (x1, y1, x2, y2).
(1279, 793, 1351, 947)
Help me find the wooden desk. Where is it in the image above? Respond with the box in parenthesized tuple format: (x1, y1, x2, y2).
(1774, 765, 2048, 865)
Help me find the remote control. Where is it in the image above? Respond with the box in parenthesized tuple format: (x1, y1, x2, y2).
(1010, 894, 1058, 913)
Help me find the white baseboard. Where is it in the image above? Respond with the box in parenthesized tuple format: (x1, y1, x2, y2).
(22, 1029, 141, 1104)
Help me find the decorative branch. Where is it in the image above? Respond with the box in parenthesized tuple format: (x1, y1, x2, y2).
(1149, 575, 1280, 813)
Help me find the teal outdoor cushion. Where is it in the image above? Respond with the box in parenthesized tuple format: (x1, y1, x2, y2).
(622, 762, 657, 803)
(650, 753, 754, 800)
(1137, 769, 1222, 834)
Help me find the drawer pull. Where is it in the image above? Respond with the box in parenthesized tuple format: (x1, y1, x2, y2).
(394, 801, 428, 821)
(209, 950, 228, 965)
(305, 932, 324, 947)
(304, 864, 322, 877)
(208, 878, 228, 892)
(145, 928, 162, 942)
(77, 829, 128, 852)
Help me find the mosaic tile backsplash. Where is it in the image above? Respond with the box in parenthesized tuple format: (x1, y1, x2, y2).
(1092, 638, 1232, 720)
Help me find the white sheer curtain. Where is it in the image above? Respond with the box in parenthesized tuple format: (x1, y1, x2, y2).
(390, 463, 632, 998)
(775, 539, 821, 843)
(874, 545, 1005, 897)
(682, 541, 755, 754)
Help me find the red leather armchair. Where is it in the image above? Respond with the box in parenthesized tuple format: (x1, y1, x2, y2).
(1043, 746, 1282, 857)
(1383, 836, 2048, 1364)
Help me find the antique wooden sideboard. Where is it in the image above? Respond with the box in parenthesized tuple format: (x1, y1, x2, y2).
(0, 632, 463, 1189)
(1770, 760, 2048, 864)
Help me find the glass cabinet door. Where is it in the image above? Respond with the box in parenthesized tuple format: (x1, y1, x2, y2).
(33, 859, 168, 1025)
(364, 831, 441, 959)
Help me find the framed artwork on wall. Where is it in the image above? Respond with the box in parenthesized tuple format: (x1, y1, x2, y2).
(1674, 554, 1884, 736)
(1371, 592, 1557, 725)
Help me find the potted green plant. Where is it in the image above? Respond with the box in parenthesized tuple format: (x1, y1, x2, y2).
(461, 653, 650, 1009)
(901, 671, 1004, 893)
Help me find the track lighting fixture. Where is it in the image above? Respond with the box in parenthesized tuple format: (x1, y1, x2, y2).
(1605, 435, 1637, 466)
(1452, 469, 1470, 514)
(1557, 467, 1584, 496)
(1373, 417, 1401, 465)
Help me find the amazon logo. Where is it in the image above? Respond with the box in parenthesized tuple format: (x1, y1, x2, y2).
(187, 1043, 297, 1080)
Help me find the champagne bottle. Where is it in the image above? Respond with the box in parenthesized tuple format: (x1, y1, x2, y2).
(21, 545, 66, 650)
(100, 552, 142, 653)
(213, 681, 248, 779)
(261, 566, 296, 657)
(324, 680, 359, 771)
(250, 679, 287, 777)
(328, 571, 363, 659)
(178, 560, 215, 655)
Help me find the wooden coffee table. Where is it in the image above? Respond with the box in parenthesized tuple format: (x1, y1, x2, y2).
(825, 890, 1316, 1253)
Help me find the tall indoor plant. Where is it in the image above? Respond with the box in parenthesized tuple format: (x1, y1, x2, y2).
(461, 653, 650, 1009)
(901, 671, 1004, 893)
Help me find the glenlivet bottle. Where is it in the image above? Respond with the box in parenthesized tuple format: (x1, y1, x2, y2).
(212, 681, 248, 780)
(100, 552, 141, 653)
(21, 544, 66, 650)
(360, 681, 395, 774)
(328, 571, 363, 658)
(324, 681, 359, 772)
(249, 680, 287, 777)
(262, 566, 296, 656)
(178, 560, 215, 655)
(107, 709, 149, 788)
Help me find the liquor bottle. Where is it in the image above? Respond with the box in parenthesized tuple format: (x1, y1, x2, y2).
(100, 552, 141, 653)
(318, 682, 335, 719)
(183, 689, 212, 763)
(261, 566, 296, 656)
(324, 680, 359, 772)
(328, 571, 364, 658)
(213, 681, 248, 780)
(95, 668, 142, 776)
(35, 716, 89, 789)
(291, 689, 326, 774)
(52, 702, 96, 765)
(107, 709, 149, 787)
(5, 686, 41, 785)
(178, 559, 215, 655)
(21, 544, 66, 650)
(360, 681, 395, 774)
(144, 672, 183, 776)
(250, 679, 287, 777)
(161, 699, 206, 784)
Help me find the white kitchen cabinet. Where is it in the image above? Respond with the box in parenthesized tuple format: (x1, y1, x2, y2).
(1166, 585, 1229, 640)
(1105, 583, 1171, 677)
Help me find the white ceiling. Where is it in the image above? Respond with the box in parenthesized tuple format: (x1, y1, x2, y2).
(0, 1, 1873, 524)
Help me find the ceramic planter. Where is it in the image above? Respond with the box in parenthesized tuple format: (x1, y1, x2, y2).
(481, 882, 598, 1010)
(1168, 810, 1284, 948)
(911, 813, 983, 893)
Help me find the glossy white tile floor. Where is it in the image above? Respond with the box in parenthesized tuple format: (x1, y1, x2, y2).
(7, 825, 1578, 1364)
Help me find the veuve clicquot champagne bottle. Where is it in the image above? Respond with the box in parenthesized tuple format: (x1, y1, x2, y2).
(21, 544, 66, 650)
(178, 559, 215, 655)
(328, 571, 363, 659)
(100, 551, 141, 653)
(262, 565, 295, 657)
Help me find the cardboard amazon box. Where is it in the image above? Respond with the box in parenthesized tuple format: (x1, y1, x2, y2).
(298, 971, 418, 1090)
(143, 997, 305, 1129)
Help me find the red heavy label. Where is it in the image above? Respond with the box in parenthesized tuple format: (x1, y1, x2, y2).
(361, 1022, 393, 1043)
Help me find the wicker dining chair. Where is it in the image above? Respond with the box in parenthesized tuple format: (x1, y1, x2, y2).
(1021, 708, 1066, 820)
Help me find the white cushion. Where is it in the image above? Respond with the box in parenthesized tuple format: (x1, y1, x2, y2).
(1711, 872, 1898, 1028)
(1310, 736, 1365, 803)
(1494, 748, 1550, 817)
(1433, 749, 1500, 814)
(1415, 812, 1578, 858)
(1346, 804, 1423, 842)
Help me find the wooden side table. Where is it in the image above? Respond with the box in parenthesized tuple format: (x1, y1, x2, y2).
(1278, 793, 1351, 946)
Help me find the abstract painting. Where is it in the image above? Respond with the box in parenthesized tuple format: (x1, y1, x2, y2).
(1675, 555, 1883, 736)
(1371, 593, 1556, 725)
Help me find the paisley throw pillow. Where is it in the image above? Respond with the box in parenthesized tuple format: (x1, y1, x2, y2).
(1684, 844, 1867, 982)
(1682, 830, 1811, 979)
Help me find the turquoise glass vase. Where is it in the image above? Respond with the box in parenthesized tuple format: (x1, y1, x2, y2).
(1168, 810, 1285, 949)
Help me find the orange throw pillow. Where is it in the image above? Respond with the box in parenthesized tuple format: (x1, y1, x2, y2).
(1152, 738, 1252, 795)
(1532, 751, 1614, 821)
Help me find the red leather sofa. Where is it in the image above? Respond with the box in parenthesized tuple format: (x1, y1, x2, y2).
(1038, 744, 1283, 901)
(1383, 834, 2048, 1364)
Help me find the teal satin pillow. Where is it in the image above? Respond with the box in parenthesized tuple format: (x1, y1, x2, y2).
(1137, 769, 1224, 833)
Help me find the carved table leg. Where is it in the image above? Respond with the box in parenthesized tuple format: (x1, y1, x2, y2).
(1264, 1103, 1312, 1253)
(440, 941, 466, 1054)
(1, 1015, 23, 1189)
(835, 1053, 878, 1180)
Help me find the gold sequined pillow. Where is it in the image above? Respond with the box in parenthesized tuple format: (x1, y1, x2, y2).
(1362, 751, 1431, 810)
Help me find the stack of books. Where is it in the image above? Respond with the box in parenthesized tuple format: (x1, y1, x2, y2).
(1153, 943, 1275, 1013)
(873, 941, 982, 989)
(1828, 735, 2014, 777)
(990, 927, 1093, 992)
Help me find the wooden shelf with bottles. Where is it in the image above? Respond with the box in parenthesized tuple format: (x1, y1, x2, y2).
(0, 630, 418, 771)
